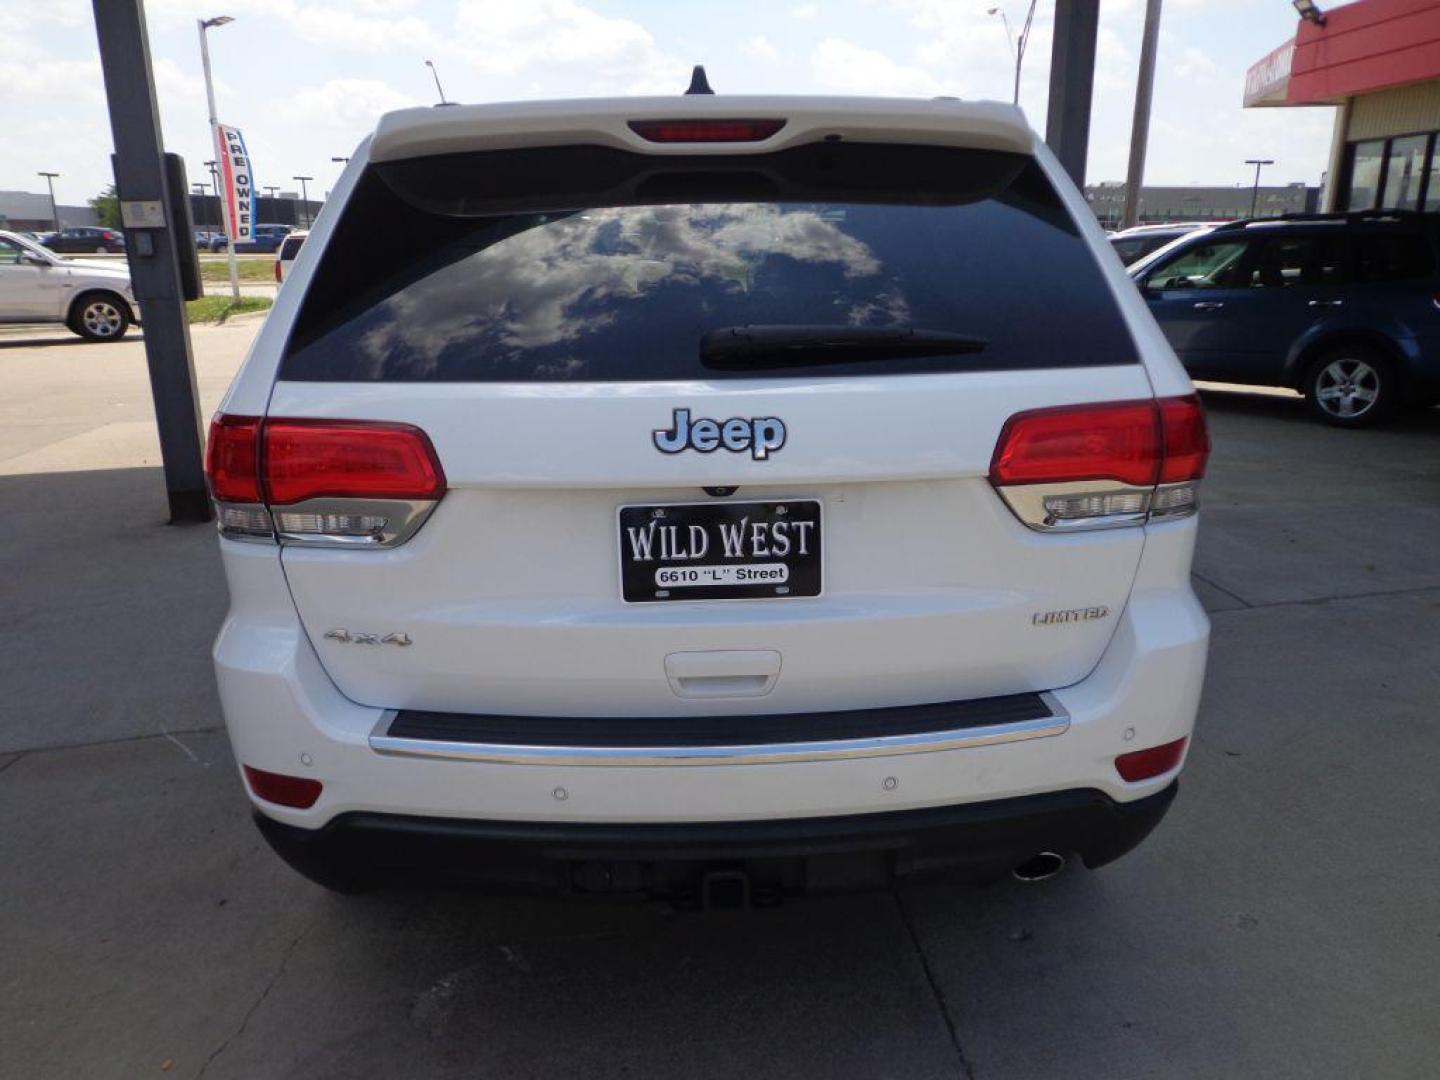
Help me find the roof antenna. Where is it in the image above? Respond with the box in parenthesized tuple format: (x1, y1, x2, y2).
(685, 65, 715, 95)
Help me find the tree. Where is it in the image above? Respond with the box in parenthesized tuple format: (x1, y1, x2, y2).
(90, 184, 121, 229)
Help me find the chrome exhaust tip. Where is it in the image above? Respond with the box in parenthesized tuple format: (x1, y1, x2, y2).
(1012, 851, 1066, 883)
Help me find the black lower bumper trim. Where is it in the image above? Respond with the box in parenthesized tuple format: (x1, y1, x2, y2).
(387, 692, 1053, 748)
(254, 783, 1177, 898)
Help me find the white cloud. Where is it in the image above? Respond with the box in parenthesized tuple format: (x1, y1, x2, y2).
(745, 35, 781, 64)
(453, 0, 683, 92)
(810, 38, 945, 98)
(1174, 46, 1219, 81)
(289, 79, 420, 127)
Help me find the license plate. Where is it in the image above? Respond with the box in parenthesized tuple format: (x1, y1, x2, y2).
(618, 500, 822, 603)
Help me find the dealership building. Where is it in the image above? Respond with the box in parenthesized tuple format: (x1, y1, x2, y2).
(1246, 0, 1440, 213)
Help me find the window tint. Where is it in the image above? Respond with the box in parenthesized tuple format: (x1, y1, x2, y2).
(280, 235, 305, 259)
(1356, 232, 1436, 282)
(281, 143, 1138, 382)
(1146, 240, 1249, 290)
(1247, 233, 1349, 288)
(0, 239, 21, 264)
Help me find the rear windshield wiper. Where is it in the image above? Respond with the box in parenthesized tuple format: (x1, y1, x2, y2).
(699, 324, 988, 369)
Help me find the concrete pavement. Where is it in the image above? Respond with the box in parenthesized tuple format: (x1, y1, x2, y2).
(2, 324, 1438, 1079)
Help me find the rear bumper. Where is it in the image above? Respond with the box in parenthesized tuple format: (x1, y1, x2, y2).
(255, 782, 1178, 897)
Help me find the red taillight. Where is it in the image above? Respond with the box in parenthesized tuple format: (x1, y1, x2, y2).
(242, 765, 323, 809)
(206, 414, 446, 545)
(205, 414, 262, 502)
(1115, 736, 1189, 782)
(989, 396, 1209, 530)
(262, 419, 446, 505)
(990, 400, 1161, 488)
(274, 258, 282, 283)
(627, 118, 786, 143)
(1158, 395, 1209, 483)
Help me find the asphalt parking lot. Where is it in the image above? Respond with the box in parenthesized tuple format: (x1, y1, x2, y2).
(3, 322, 1439, 1079)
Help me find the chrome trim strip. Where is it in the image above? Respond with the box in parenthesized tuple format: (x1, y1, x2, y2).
(367, 699, 1070, 767)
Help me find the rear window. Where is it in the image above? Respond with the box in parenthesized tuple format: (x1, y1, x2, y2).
(280, 235, 305, 260)
(1356, 231, 1436, 282)
(281, 142, 1138, 382)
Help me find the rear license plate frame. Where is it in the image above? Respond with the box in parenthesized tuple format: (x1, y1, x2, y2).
(617, 499, 823, 603)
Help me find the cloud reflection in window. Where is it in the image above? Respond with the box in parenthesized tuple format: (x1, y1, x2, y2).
(353, 203, 891, 380)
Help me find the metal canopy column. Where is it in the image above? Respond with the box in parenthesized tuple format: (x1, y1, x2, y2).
(91, 0, 210, 522)
(1045, 0, 1102, 188)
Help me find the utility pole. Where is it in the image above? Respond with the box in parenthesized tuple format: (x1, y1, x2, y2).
(1045, 0, 1101, 188)
(37, 172, 61, 233)
(198, 15, 240, 299)
(1121, 0, 1163, 229)
(91, 0, 209, 522)
(293, 176, 313, 227)
(1246, 159, 1274, 218)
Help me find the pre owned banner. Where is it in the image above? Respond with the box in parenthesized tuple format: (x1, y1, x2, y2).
(215, 123, 255, 242)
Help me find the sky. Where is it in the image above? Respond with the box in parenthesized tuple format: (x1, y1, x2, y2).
(1, 0, 1338, 208)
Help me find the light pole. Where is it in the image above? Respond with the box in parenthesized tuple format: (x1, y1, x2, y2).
(293, 176, 313, 228)
(425, 59, 448, 105)
(37, 171, 60, 233)
(198, 14, 239, 298)
(263, 185, 279, 198)
(988, 2, 1038, 106)
(1120, 0, 1163, 230)
(1246, 158, 1275, 218)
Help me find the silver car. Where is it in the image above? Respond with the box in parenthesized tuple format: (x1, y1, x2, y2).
(0, 229, 138, 341)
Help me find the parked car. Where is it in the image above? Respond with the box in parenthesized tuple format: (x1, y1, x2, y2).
(0, 229, 137, 340)
(274, 229, 307, 283)
(1129, 210, 1440, 426)
(208, 223, 292, 254)
(1109, 223, 1209, 266)
(42, 226, 126, 254)
(206, 92, 1210, 899)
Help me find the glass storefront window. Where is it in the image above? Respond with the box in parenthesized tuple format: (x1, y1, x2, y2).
(1347, 140, 1385, 210)
(1382, 135, 1428, 209)
(1426, 137, 1440, 212)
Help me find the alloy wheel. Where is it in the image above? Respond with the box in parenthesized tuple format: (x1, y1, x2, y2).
(1314, 357, 1380, 420)
(82, 300, 123, 338)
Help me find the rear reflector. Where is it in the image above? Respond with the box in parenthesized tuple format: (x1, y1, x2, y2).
(1115, 737, 1189, 782)
(263, 419, 446, 505)
(242, 765, 323, 809)
(627, 118, 786, 143)
(205, 415, 262, 503)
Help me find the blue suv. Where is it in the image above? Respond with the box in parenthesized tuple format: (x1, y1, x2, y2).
(1130, 211, 1440, 427)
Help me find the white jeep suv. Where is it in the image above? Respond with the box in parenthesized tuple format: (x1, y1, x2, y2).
(207, 94, 1210, 899)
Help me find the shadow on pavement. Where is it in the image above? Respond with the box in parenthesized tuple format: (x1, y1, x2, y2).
(0, 465, 223, 754)
(0, 331, 144, 350)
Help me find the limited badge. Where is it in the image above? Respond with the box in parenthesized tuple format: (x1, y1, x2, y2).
(1031, 606, 1110, 626)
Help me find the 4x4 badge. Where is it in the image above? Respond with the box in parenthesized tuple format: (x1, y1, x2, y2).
(653, 408, 786, 460)
(323, 629, 412, 646)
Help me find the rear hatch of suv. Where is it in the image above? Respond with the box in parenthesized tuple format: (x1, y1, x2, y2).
(262, 109, 1157, 717)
